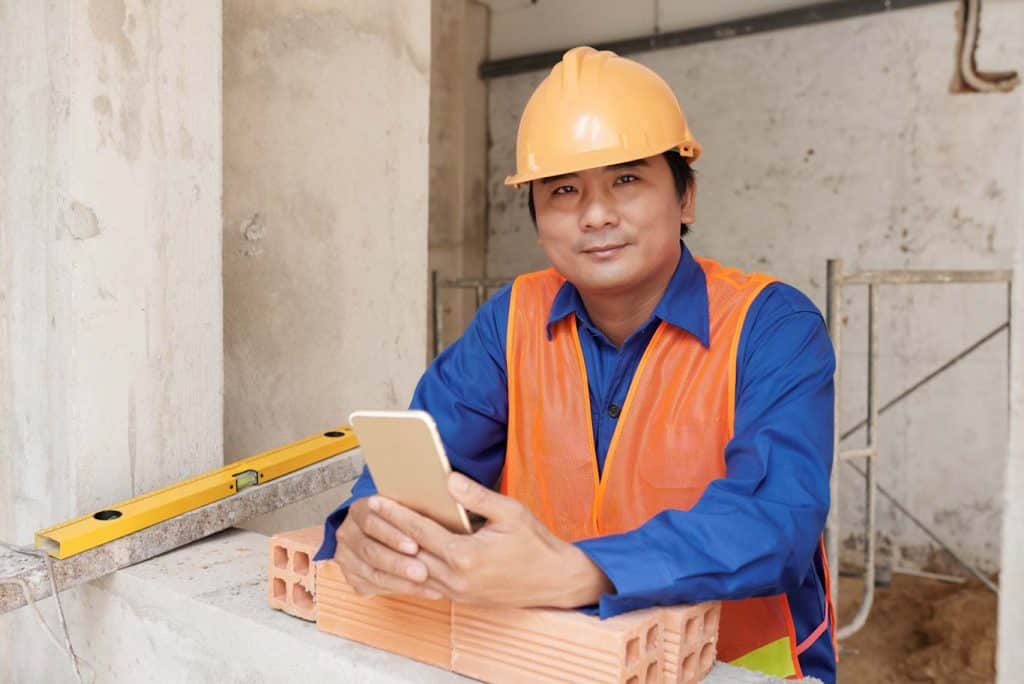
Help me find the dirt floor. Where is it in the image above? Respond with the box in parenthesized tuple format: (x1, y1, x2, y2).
(836, 573, 997, 683)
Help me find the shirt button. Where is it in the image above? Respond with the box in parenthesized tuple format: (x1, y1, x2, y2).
(608, 404, 621, 419)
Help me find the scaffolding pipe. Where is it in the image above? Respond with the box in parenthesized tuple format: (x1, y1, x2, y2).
(825, 259, 844, 607)
(845, 460, 999, 594)
(837, 285, 880, 640)
(841, 269, 1012, 285)
(840, 321, 1009, 441)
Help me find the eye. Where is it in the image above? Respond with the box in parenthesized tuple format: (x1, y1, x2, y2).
(552, 185, 576, 195)
(616, 174, 639, 184)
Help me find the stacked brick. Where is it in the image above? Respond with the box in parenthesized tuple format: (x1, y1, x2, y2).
(317, 558, 453, 669)
(267, 526, 322, 621)
(662, 603, 721, 684)
(267, 527, 719, 683)
(452, 603, 664, 683)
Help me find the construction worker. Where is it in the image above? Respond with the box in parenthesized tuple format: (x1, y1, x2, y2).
(315, 46, 837, 682)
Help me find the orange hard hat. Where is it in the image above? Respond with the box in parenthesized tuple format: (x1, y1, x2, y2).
(505, 46, 701, 187)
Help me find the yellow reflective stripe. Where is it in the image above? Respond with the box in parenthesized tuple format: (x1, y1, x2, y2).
(728, 636, 798, 678)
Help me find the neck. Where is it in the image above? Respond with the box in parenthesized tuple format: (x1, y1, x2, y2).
(578, 257, 678, 348)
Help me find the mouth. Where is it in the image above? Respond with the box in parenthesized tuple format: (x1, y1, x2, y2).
(581, 243, 628, 258)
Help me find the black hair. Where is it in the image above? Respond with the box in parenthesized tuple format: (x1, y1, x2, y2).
(527, 149, 694, 237)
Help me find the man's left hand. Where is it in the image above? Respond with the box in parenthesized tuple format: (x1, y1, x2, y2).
(366, 472, 613, 608)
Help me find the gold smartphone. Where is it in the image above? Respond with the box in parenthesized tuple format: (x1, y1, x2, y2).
(349, 409, 473, 534)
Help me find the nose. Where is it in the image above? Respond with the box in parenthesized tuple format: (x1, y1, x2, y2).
(579, 186, 620, 232)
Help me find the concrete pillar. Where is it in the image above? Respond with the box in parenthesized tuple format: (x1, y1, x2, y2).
(223, 0, 432, 534)
(429, 0, 490, 355)
(0, 0, 223, 680)
(997, 104, 1024, 682)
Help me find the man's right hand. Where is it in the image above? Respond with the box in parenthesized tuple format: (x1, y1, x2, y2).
(333, 497, 442, 599)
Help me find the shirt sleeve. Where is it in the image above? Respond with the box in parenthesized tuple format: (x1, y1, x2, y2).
(314, 285, 512, 561)
(574, 283, 836, 617)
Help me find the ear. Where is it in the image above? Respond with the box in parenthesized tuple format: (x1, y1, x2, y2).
(680, 179, 696, 225)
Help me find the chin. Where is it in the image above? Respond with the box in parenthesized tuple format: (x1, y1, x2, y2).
(570, 267, 641, 295)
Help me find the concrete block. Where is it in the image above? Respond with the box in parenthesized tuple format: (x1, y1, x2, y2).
(267, 526, 324, 621)
(316, 559, 453, 670)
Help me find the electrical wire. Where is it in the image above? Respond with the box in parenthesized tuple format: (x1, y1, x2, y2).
(0, 541, 94, 684)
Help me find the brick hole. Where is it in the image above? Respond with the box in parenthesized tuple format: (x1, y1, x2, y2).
(699, 641, 716, 673)
(272, 544, 288, 569)
(685, 615, 700, 643)
(645, 624, 659, 653)
(626, 637, 640, 667)
(681, 652, 697, 682)
(292, 582, 314, 609)
(272, 577, 286, 601)
(293, 550, 310, 575)
(703, 605, 720, 635)
(644, 661, 659, 684)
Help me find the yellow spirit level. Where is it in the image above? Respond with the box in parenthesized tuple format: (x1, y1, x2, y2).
(34, 427, 359, 559)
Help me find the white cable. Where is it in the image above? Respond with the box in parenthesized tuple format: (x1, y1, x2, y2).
(0, 541, 94, 684)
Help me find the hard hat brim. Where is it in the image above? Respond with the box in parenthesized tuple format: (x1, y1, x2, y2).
(504, 141, 701, 188)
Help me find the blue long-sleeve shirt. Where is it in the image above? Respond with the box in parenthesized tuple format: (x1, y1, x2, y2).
(315, 244, 836, 682)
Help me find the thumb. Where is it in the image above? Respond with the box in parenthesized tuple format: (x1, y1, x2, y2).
(448, 472, 521, 524)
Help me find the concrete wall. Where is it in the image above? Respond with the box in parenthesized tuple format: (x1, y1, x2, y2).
(486, 2, 1023, 571)
(996, 100, 1024, 682)
(429, 0, 490, 355)
(0, 0, 223, 680)
(223, 0, 431, 534)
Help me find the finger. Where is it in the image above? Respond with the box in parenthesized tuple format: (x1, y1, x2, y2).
(357, 535, 428, 583)
(369, 496, 454, 558)
(361, 511, 419, 555)
(448, 472, 523, 524)
(338, 544, 441, 599)
(416, 548, 470, 595)
(423, 577, 454, 600)
(335, 545, 379, 597)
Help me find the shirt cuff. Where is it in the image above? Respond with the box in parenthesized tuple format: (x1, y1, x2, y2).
(574, 531, 677, 619)
(312, 487, 377, 561)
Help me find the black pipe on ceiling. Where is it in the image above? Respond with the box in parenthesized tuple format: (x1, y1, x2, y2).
(479, 0, 953, 80)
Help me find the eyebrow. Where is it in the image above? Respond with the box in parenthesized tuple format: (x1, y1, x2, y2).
(539, 159, 649, 185)
(540, 172, 578, 185)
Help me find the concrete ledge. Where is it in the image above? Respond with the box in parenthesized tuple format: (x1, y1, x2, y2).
(0, 449, 364, 615)
(3, 527, 820, 683)
(11, 528, 465, 683)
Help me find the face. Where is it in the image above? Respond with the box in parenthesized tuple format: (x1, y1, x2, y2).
(531, 154, 695, 297)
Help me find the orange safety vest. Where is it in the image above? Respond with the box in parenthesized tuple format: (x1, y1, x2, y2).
(502, 257, 834, 679)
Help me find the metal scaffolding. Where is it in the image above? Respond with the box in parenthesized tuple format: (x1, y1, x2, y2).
(825, 260, 1011, 639)
(430, 271, 512, 359)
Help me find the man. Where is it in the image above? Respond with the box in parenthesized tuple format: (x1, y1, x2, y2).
(315, 46, 837, 682)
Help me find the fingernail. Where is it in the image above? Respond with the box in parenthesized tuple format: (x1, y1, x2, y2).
(406, 564, 426, 581)
(368, 497, 381, 512)
(425, 589, 443, 600)
(451, 474, 469, 493)
(400, 541, 417, 554)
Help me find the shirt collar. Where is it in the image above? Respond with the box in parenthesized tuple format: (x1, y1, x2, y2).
(546, 242, 710, 348)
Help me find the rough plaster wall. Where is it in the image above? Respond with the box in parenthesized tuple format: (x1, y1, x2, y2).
(223, 0, 430, 535)
(0, 0, 223, 680)
(996, 96, 1024, 683)
(430, 0, 490, 354)
(487, 3, 1023, 570)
